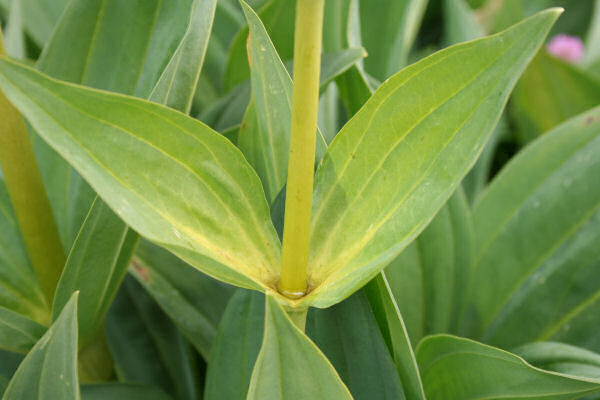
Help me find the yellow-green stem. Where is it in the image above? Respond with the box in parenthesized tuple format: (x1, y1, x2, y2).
(0, 28, 65, 303)
(278, 0, 325, 300)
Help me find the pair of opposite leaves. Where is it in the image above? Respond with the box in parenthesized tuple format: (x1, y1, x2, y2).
(0, 6, 561, 309)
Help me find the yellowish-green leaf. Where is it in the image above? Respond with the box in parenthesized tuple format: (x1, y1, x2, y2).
(302, 9, 561, 308)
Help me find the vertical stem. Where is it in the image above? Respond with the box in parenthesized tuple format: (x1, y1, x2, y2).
(0, 29, 65, 303)
(279, 0, 325, 299)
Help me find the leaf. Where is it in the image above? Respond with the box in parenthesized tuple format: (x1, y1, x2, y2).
(33, 0, 198, 251)
(131, 240, 234, 359)
(510, 50, 600, 143)
(364, 273, 426, 400)
(0, 58, 281, 293)
(106, 277, 201, 400)
(585, 0, 600, 66)
(466, 107, 600, 352)
(303, 9, 561, 308)
(385, 188, 474, 342)
(150, 0, 218, 114)
(0, 178, 48, 322)
(514, 342, 600, 380)
(18, 0, 69, 47)
(0, 307, 45, 354)
(2, 293, 79, 400)
(82, 384, 172, 400)
(238, 1, 327, 203)
(247, 295, 353, 400)
(3, 0, 25, 59)
(359, 0, 429, 80)
(51, 198, 139, 347)
(443, 0, 485, 46)
(306, 291, 406, 400)
(223, 0, 295, 91)
(204, 290, 264, 400)
(417, 335, 600, 400)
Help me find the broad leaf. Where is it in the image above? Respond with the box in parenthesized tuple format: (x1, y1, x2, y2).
(150, 0, 218, 114)
(417, 335, 600, 400)
(467, 107, 600, 352)
(364, 273, 426, 400)
(307, 291, 406, 400)
(511, 50, 600, 142)
(247, 295, 352, 400)
(304, 9, 560, 308)
(204, 290, 264, 400)
(131, 240, 234, 359)
(238, 1, 327, 203)
(359, 0, 429, 80)
(385, 188, 474, 343)
(0, 306, 45, 353)
(52, 198, 139, 347)
(0, 58, 281, 293)
(515, 342, 600, 380)
(82, 384, 172, 400)
(34, 0, 198, 251)
(2, 293, 79, 400)
(106, 277, 201, 400)
(0, 178, 48, 322)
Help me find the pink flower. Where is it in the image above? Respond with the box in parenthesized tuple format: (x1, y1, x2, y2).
(546, 34, 585, 63)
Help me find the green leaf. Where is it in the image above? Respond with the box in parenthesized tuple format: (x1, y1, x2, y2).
(0, 178, 48, 322)
(3, 0, 25, 59)
(51, 198, 139, 347)
(359, 0, 429, 80)
(306, 291, 406, 400)
(514, 342, 600, 380)
(238, 0, 327, 203)
(443, 0, 485, 45)
(33, 0, 198, 251)
(224, 0, 295, 91)
(131, 240, 234, 360)
(2, 293, 79, 400)
(150, 0, 217, 114)
(417, 335, 600, 400)
(385, 188, 474, 342)
(0, 58, 281, 293)
(106, 277, 201, 400)
(304, 9, 560, 308)
(204, 290, 264, 400)
(18, 0, 69, 47)
(511, 50, 600, 143)
(585, 0, 600, 66)
(364, 273, 426, 400)
(467, 107, 600, 351)
(82, 384, 172, 400)
(0, 306, 45, 354)
(247, 295, 353, 400)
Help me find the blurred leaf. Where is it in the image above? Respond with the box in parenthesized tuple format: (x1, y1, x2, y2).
(0, 306, 45, 354)
(150, 0, 217, 114)
(304, 10, 559, 308)
(52, 198, 139, 347)
(417, 335, 600, 400)
(18, 0, 69, 47)
(385, 189, 473, 343)
(467, 107, 600, 352)
(515, 342, 600, 380)
(82, 384, 172, 400)
(3, 0, 24, 59)
(364, 273, 426, 400)
(238, 1, 327, 203)
(247, 295, 352, 400)
(307, 291, 406, 400)
(359, 0, 429, 80)
(106, 277, 201, 400)
(131, 240, 234, 360)
(585, 0, 600, 65)
(204, 290, 264, 400)
(0, 58, 282, 293)
(0, 178, 48, 323)
(2, 293, 79, 400)
(511, 50, 600, 143)
(444, 0, 485, 45)
(224, 0, 296, 91)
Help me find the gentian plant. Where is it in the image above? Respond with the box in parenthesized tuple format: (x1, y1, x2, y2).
(0, 0, 600, 399)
